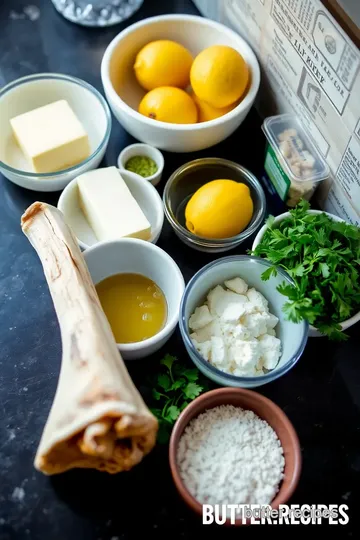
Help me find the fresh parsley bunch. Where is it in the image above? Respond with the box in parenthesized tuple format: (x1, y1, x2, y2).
(148, 354, 209, 443)
(252, 200, 360, 340)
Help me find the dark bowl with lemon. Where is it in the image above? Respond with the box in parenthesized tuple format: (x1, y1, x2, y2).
(163, 158, 266, 252)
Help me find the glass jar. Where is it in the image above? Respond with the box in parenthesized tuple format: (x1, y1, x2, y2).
(51, 0, 144, 27)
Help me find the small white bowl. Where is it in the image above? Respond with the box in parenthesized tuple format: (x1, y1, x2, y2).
(118, 143, 164, 186)
(84, 238, 185, 360)
(101, 14, 260, 153)
(179, 255, 308, 388)
(0, 73, 111, 192)
(252, 210, 360, 337)
(58, 169, 164, 250)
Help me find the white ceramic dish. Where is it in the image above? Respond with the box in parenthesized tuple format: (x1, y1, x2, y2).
(118, 143, 164, 186)
(0, 73, 111, 192)
(179, 255, 308, 388)
(101, 14, 260, 153)
(84, 238, 185, 360)
(252, 210, 360, 337)
(58, 169, 164, 250)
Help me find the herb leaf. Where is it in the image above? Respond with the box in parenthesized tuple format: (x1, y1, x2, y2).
(182, 368, 199, 382)
(157, 373, 171, 391)
(183, 382, 203, 400)
(166, 405, 181, 422)
(160, 354, 175, 371)
(261, 266, 277, 281)
(147, 355, 210, 443)
(252, 200, 360, 339)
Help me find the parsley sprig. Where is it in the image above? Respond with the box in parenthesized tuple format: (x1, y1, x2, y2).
(252, 201, 360, 340)
(148, 354, 209, 443)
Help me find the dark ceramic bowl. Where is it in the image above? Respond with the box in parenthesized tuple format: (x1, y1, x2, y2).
(169, 388, 301, 525)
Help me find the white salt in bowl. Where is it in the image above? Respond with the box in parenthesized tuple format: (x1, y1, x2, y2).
(58, 169, 164, 250)
(169, 388, 302, 524)
(84, 238, 185, 360)
(179, 255, 308, 388)
(0, 73, 111, 192)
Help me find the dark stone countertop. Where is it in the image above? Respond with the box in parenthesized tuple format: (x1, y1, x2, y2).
(0, 1, 359, 539)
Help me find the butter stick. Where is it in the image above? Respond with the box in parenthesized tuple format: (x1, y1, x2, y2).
(78, 167, 151, 242)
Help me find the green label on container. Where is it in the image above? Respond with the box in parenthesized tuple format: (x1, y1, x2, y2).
(264, 144, 291, 201)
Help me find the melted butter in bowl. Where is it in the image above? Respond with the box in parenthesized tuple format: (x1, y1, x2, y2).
(96, 273, 167, 344)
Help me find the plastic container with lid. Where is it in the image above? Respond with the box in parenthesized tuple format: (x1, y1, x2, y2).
(261, 114, 329, 208)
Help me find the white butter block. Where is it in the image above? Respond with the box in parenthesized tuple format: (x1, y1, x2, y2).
(10, 100, 90, 173)
(77, 166, 151, 242)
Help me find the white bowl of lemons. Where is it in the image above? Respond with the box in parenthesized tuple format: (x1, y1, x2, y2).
(101, 14, 260, 153)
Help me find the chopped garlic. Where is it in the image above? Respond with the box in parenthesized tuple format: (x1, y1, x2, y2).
(277, 127, 317, 206)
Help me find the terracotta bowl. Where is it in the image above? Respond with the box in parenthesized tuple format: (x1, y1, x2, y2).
(169, 388, 301, 525)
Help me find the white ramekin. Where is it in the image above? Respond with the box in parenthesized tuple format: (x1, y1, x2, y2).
(84, 238, 185, 360)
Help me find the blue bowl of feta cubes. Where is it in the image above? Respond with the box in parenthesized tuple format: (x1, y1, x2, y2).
(179, 255, 308, 388)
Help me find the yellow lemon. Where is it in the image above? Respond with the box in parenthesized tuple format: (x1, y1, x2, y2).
(134, 40, 193, 91)
(185, 179, 253, 239)
(190, 45, 249, 108)
(138, 87, 198, 124)
(191, 91, 238, 122)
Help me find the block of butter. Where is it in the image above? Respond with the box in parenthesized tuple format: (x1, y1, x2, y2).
(78, 167, 151, 242)
(10, 100, 90, 173)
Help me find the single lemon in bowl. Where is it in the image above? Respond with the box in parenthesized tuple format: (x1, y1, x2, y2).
(138, 86, 198, 124)
(190, 91, 239, 122)
(185, 179, 253, 239)
(190, 45, 249, 108)
(134, 40, 193, 91)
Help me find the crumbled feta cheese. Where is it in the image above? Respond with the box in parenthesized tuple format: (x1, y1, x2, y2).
(229, 339, 261, 372)
(242, 312, 271, 338)
(220, 302, 248, 323)
(208, 285, 247, 318)
(266, 313, 279, 329)
(224, 277, 248, 295)
(188, 277, 282, 377)
(189, 305, 213, 330)
(191, 338, 211, 361)
(259, 334, 282, 370)
(221, 322, 251, 342)
(207, 285, 226, 316)
(246, 288, 269, 313)
(210, 336, 227, 368)
(190, 320, 222, 343)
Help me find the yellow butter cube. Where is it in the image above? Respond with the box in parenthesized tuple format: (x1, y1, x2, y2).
(10, 100, 90, 173)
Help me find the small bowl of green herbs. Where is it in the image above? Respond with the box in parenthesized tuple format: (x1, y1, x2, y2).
(252, 201, 360, 340)
(118, 143, 164, 186)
